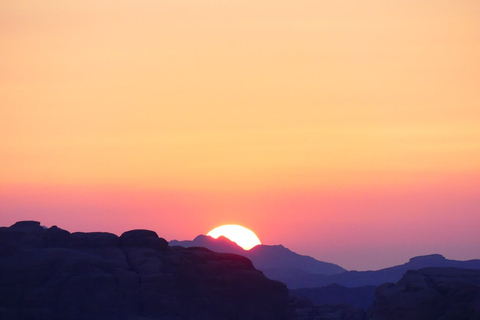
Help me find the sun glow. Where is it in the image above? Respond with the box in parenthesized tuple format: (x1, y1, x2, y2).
(207, 224, 261, 250)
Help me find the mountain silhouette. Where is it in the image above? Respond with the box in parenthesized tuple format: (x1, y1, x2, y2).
(170, 235, 245, 255)
(292, 267, 480, 319)
(367, 267, 480, 319)
(0, 221, 293, 320)
(295, 254, 480, 288)
(3, 221, 479, 320)
(170, 235, 346, 287)
(171, 236, 480, 290)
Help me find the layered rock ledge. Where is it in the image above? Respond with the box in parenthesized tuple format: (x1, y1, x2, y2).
(0, 221, 292, 320)
(368, 267, 480, 320)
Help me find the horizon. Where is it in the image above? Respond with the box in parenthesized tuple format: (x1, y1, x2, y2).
(168, 232, 477, 272)
(1, 0, 479, 271)
(0, 218, 478, 272)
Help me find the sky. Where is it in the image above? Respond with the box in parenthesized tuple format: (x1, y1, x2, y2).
(1, 0, 479, 270)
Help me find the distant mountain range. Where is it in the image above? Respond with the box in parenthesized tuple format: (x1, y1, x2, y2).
(170, 235, 346, 278)
(170, 236, 480, 289)
(3, 221, 479, 320)
(291, 254, 480, 289)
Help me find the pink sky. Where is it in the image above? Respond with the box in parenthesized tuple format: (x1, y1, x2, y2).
(1, 0, 479, 270)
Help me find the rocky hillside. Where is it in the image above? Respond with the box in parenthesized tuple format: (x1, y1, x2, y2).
(0, 221, 293, 320)
(292, 267, 480, 320)
(367, 267, 480, 320)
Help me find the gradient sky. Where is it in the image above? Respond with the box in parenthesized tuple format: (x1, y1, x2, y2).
(1, 0, 479, 270)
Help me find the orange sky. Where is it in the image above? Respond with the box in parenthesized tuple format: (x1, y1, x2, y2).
(1, 0, 480, 270)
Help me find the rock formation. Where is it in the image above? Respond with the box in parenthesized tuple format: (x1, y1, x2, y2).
(0, 221, 293, 320)
(367, 267, 480, 320)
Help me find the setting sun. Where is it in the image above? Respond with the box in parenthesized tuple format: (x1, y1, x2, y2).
(207, 224, 261, 250)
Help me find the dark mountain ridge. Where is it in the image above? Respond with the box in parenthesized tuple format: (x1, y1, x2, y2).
(290, 254, 480, 314)
(0, 221, 293, 320)
(3, 221, 479, 320)
(367, 267, 480, 319)
(293, 267, 480, 320)
(170, 235, 480, 289)
(297, 254, 480, 288)
(170, 235, 346, 280)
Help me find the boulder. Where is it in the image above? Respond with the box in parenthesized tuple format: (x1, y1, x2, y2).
(45, 225, 72, 247)
(120, 229, 168, 251)
(9, 221, 45, 232)
(72, 232, 119, 248)
(0, 221, 46, 248)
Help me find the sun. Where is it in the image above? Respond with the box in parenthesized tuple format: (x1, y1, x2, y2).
(207, 224, 261, 250)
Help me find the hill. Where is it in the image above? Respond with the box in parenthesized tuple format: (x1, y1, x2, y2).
(368, 267, 480, 319)
(171, 236, 480, 289)
(295, 254, 480, 288)
(170, 234, 346, 287)
(0, 221, 293, 320)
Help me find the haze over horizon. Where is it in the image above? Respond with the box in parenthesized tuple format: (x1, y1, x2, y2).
(1, 0, 479, 270)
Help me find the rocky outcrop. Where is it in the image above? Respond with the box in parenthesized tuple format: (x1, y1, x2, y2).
(0, 221, 292, 320)
(367, 267, 480, 320)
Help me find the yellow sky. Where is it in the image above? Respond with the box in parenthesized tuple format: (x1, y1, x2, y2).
(2, 0, 480, 191)
(1, 0, 480, 270)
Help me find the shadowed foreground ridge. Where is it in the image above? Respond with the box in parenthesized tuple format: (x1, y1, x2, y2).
(368, 267, 480, 320)
(0, 221, 293, 320)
